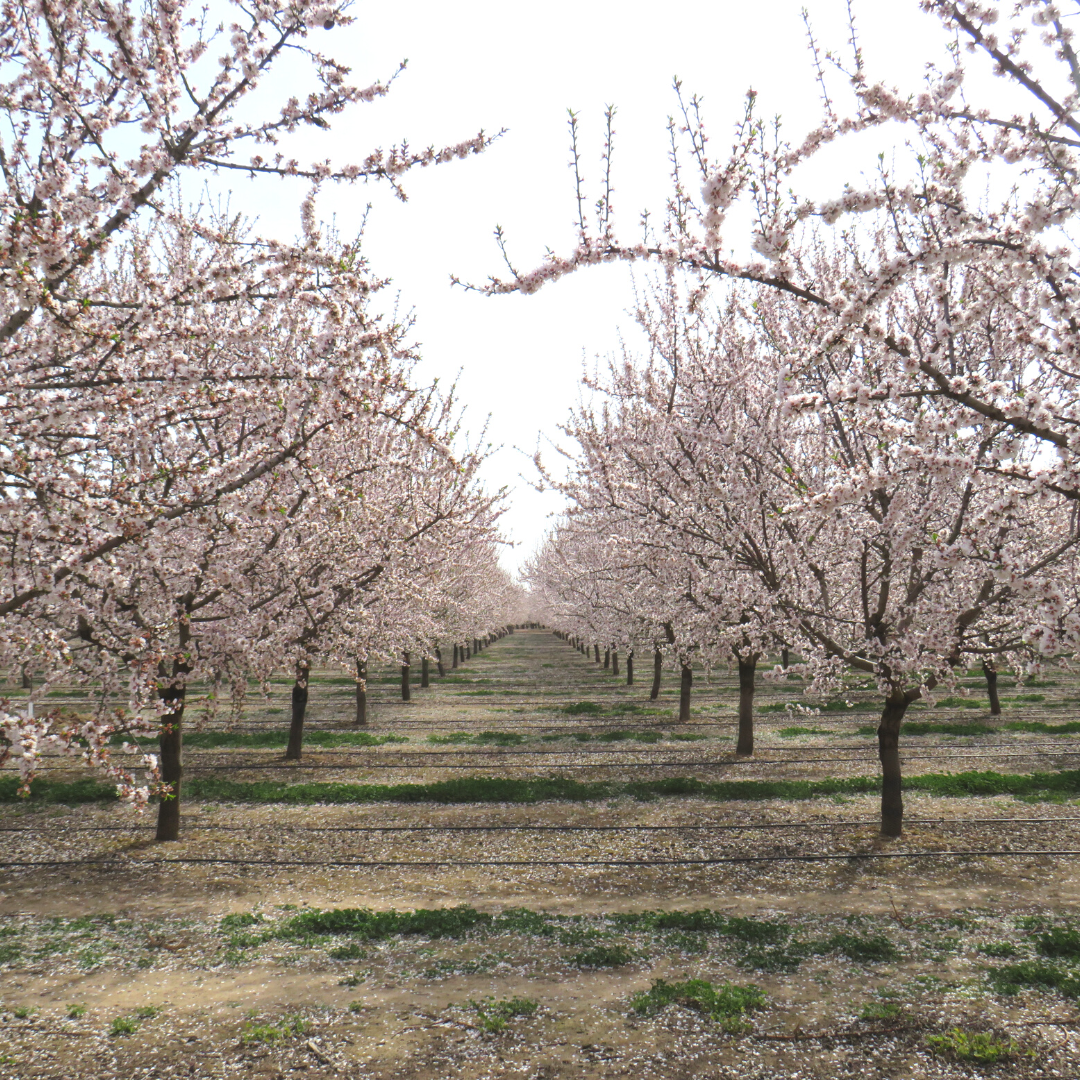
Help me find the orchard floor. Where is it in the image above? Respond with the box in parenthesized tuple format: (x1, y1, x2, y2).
(2, 630, 1080, 1078)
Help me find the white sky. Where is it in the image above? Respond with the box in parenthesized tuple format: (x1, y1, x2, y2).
(225, 0, 966, 573)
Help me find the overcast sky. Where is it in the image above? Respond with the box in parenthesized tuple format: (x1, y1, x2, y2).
(228, 0, 968, 573)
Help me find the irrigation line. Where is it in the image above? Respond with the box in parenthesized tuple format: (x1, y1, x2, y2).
(2, 850, 1079, 870)
(2, 817, 1078, 835)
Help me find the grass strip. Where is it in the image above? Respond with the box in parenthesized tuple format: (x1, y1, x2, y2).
(7, 768, 1080, 806)
(109, 730, 407, 749)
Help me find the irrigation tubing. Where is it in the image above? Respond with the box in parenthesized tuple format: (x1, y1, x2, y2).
(2, 850, 1079, 869)
(2, 817, 1078, 834)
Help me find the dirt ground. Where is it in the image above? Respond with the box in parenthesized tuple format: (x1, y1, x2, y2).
(2, 630, 1079, 1078)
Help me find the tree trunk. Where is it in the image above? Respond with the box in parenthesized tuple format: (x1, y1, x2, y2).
(594, 644, 600, 664)
(465, 642, 471, 660)
(679, 662, 692, 723)
(355, 658, 367, 726)
(155, 679, 187, 842)
(421, 655, 430, 688)
(984, 660, 1001, 716)
(285, 661, 310, 761)
(650, 648, 662, 701)
(737, 657, 757, 756)
(20, 665, 31, 690)
(626, 651, 634, 685)
(878, 693, 911, 838)
(401, 652, 411, 702)
(781, 648, 790, 670)
(452, 644, 459, 669)
(155, 621, 191, 843)
(612, 650, 619, 677)
(604, 648, 610, 670)
(436, 648, 445, 677)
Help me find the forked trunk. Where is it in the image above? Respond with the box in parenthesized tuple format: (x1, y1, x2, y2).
(285, 661, 310, 761)
(679, 662, 692, 723)
(421, 656, 430, 688)
(983, 660, 1001, 716)
(878, 693, 911, 838)
(650, 648, 662, 701)
(612, 650, 619, 677)
(435, 648, 445, 677)
(626, 651, 634, 685)
(155, 681, 187, 842)
(355, 658, 367, 726)
(401, 652, 411, 702)
(737, 657, 757, 756)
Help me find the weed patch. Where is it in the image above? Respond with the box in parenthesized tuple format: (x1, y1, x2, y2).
(570, 944, 633, 967)
(287, 905, 491, 941)
(860, 1001, 902, 1021)
(927, 1028, 1019, 1063)
(987, 960, 1080, 998)
(1036, 927, 1080, 959)
(241, 1015, 310, 1044)
(470, 996, 537, 1033)
(631, 978, 765, 1024)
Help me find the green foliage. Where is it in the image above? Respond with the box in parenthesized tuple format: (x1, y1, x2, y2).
(493, 907, 556, 936)
(287, 904, 491, 941)
(859, 1001, 902, 1021)
(986, 960, 1080, 998)
(977, 942, 1019, 958)
(901, 721, 996, 736)
(0, 943, 21, 964)
(596, 729, 663, 743)
(1036, 927, 1080, 959)
(327, 942, 367, 961)
(109, 1007, 156, 1037)
(348, 1000, 363, 1013)
(631, 978, 765, 1023)
(825, 933, 899, 963)
(927, 1028, 1019, 1063)
(668, 732, 707, 741)
(470, 996, 537, 1033)
(11, 1007, 33, 1019)
(220, 912, 262, 930)
(932, 697, 986, 710)
(66, 1004, 86, 1019)
(428, 731, 523, 746)
(15, 768, 1080, 806)
(241, 1015, 310, 1044)
(777, 727, 832, 737)
(570, 944, 633, 967)
(562, 702, 603, 715)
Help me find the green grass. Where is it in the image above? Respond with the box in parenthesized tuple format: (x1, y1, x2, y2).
(429, 731, 524, 746)
(12, 768, 1080, 806)
(241, 1015, 310, 1044)
(470, 996, 537, 1033)
(986, 960, 1080, 998)
(113, 730, 407, 749)
(570, 944, 633, 967)
(562, 702, 603, 715)
(1036, 927, 1080, 959)
(860, 1001, 902, 1021)
(66, 1004, 87, 1019)
(777, 726, 833, 737)
(631, 978, 765, 1023)
(927, 1028, 1019, 1063)
(286, 905, 492, 940)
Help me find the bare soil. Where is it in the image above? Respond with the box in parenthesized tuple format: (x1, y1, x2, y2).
(2, 630, 1079, 1078)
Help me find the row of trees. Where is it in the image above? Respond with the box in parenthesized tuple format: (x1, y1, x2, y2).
(0, 0, 520, 839)
(519, 0, 1080, 837)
